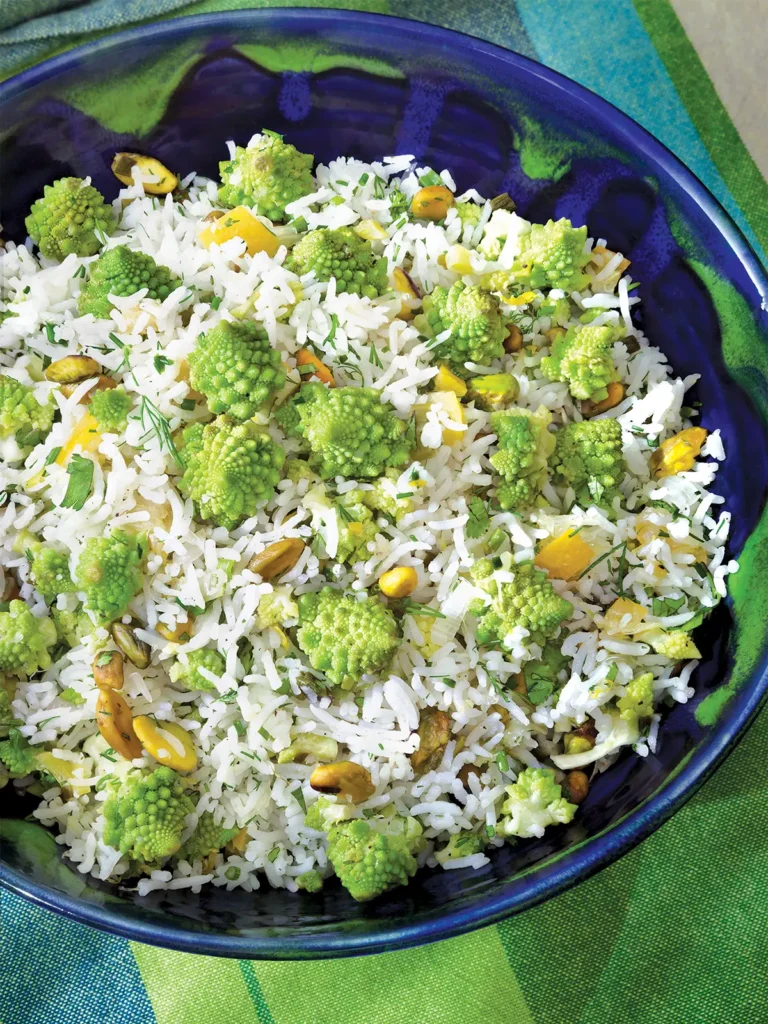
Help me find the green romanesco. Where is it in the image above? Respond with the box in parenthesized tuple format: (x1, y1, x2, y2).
(550, 417, 625, 508)
(295, 869, 324, 893)
(0, 601, 57, 676)
(88, 386, 132, 433)
(276, 383, 412, 480)
(257, 587, 299, 628)
(29, 548, 76, 600)
(498, 767, 577, 838)
(421, 282, 506, 370)
(288, 227, 388, 298)
(540, 323, 621, 402)
(617, 671, 655, 730)
(649, 630, 702, 661)
(188, 320, 285, 420)
(25, 177, 115, 261)
(178, 416, 285, 530)
(78, 245, 181, 319)
(361, 471, 413, 521)
(218, 131, 314, 221)
(434, 830, 487, 865)
(514, 218, 590, 293)
(324, 814, 424, 902)
(102, 766, 195, 863)
(51, 605, 94, 648)
(471, 561, 572, 650)
(0, 678, 18, 737)
(489, 406, 555, 512)
(0, 729, 38, 777)
(178, 811, 239, 863)
(296, 586, 401, 689)
(335, 492, 379, 564)
(169, 648, 226, 692)
(304, 796, 356, 832)
(74, 529, 144, 626)
(0, 375, 55, 446)
(455, 202, 483, 230)
(58, 686, 85, 706)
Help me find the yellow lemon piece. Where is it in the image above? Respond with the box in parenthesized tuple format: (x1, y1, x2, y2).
(651, 427, 708, 478)
(133, 716, 198, 773)
(354, 219, 388, 241)
(434, 364, 468, 397)
(534, 530, 596, 580)
(444, 244, 474, 275)
(604, 597, 648, 636)
(199, 206, 280, 258)
(56, 412, 101, 467)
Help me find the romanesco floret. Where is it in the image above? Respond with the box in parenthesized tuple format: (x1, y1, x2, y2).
(276, 383, 412, 480)
(51, 605, 94, 648)
(218, 131, 314, 221)
(25, 177, 115, 261)
(498, 767, 577, 838)
(422, 282, 506, 370)
(78, 245, 181, 319)
(514, 218, 590, 293)
(0, 375, 55, 446)
(0, 678, 18, 737)
(304, 796, 356, 832)
(550, 417, 625, 508)
(74, 529, 144, 626)
(178, 811, 239, 863)
(540, 323, 620, 402)
(434, 830, 486, 865)
(188, 320, 285, 420)
(325, 814, 424, 902)
(178, 416, 285, 530)
(0, 729, 38, 777)
(295, 869, 324, 893)
(649, 630, 702, 661)
(0, 601, 57, 676)
(362, 470, 413, 521)
(257, 587, 299, 628)
(455, 202, 483, 230)
(336, 493, 379, 564)
(89, 386, 132, 433)
(296, 586, 401, 689)
(102, 766, 195, 863)
(288, 227, 388, 298)
(617, 671, 655, 729)
(489, 406, 555, 512)
(471, 561, 572, 650)
(29, 547, 76, 600)
(169, 648, 225, 692)
(59, 686, 85, 706)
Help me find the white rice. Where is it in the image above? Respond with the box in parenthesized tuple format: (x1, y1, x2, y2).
(0, 143, 737, 895)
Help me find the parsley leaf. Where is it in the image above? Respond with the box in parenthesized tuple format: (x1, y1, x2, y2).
(466, 495, 490, 539)
(59, 454, 94, 510)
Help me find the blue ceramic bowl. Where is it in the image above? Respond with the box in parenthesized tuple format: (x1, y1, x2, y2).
(1, 10, 768, 960)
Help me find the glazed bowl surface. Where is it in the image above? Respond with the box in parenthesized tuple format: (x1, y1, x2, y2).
(1, 9, 768, 959)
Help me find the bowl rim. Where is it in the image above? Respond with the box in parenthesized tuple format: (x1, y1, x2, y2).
(1, 6, 768, 960)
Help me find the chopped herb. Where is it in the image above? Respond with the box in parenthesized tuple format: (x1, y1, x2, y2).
(441, 677, 456, 688)
(258, 726, 273, 742)
(359, 172, 369, 186)
(395, 491, 414, 500)
(291, 787, 307, 814)
(96, 652, 114, 667)
(44, 323, 55, 343)
(526, 679, 554, 705)
(216, 689, 239, 704)
(615, 542, 629, 596)
(577, 541, 628, 580)
(336, 503, 354, 523)
(36, 715, 59, 729)
(466, 495, 490, 539)
(335, 179, 348, 187)
(138, 395, 182, 465)
(102, 748, 117, 763)
(153, 353, 172, 374)
(368, 341, 383, 368)
(234, 719, 247, 738)
(210, 296, 222, 310)
(59, 453, 94, 511)
(175, 597, 205, 616)
(606, 663, 619, 682)
(485, 824, 496, 838)
(373, 176, 386, 200)
(268, 847, 280, 863)
(23, 285, 30, 294)
(108, 332, 131, 375)
(418, 169, 442, 187)
(72, 265, 86, 279)
(495, 750, 509, 772)
(181, 398, 196, 411)
(323, 313, 339, 348)
(44, 446, 62, 466)
(403, 600, 445, 619)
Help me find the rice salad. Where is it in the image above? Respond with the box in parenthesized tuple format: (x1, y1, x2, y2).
(0, 133, 738, 902)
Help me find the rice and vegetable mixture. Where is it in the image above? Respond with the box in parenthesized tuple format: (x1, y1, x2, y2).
(0, 133, 737, 901)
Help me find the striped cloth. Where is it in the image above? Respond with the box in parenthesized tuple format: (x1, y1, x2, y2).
(1, 3, 767, 1023)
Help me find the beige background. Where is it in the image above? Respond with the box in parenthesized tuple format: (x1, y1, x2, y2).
(673, 0, 768, 177)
